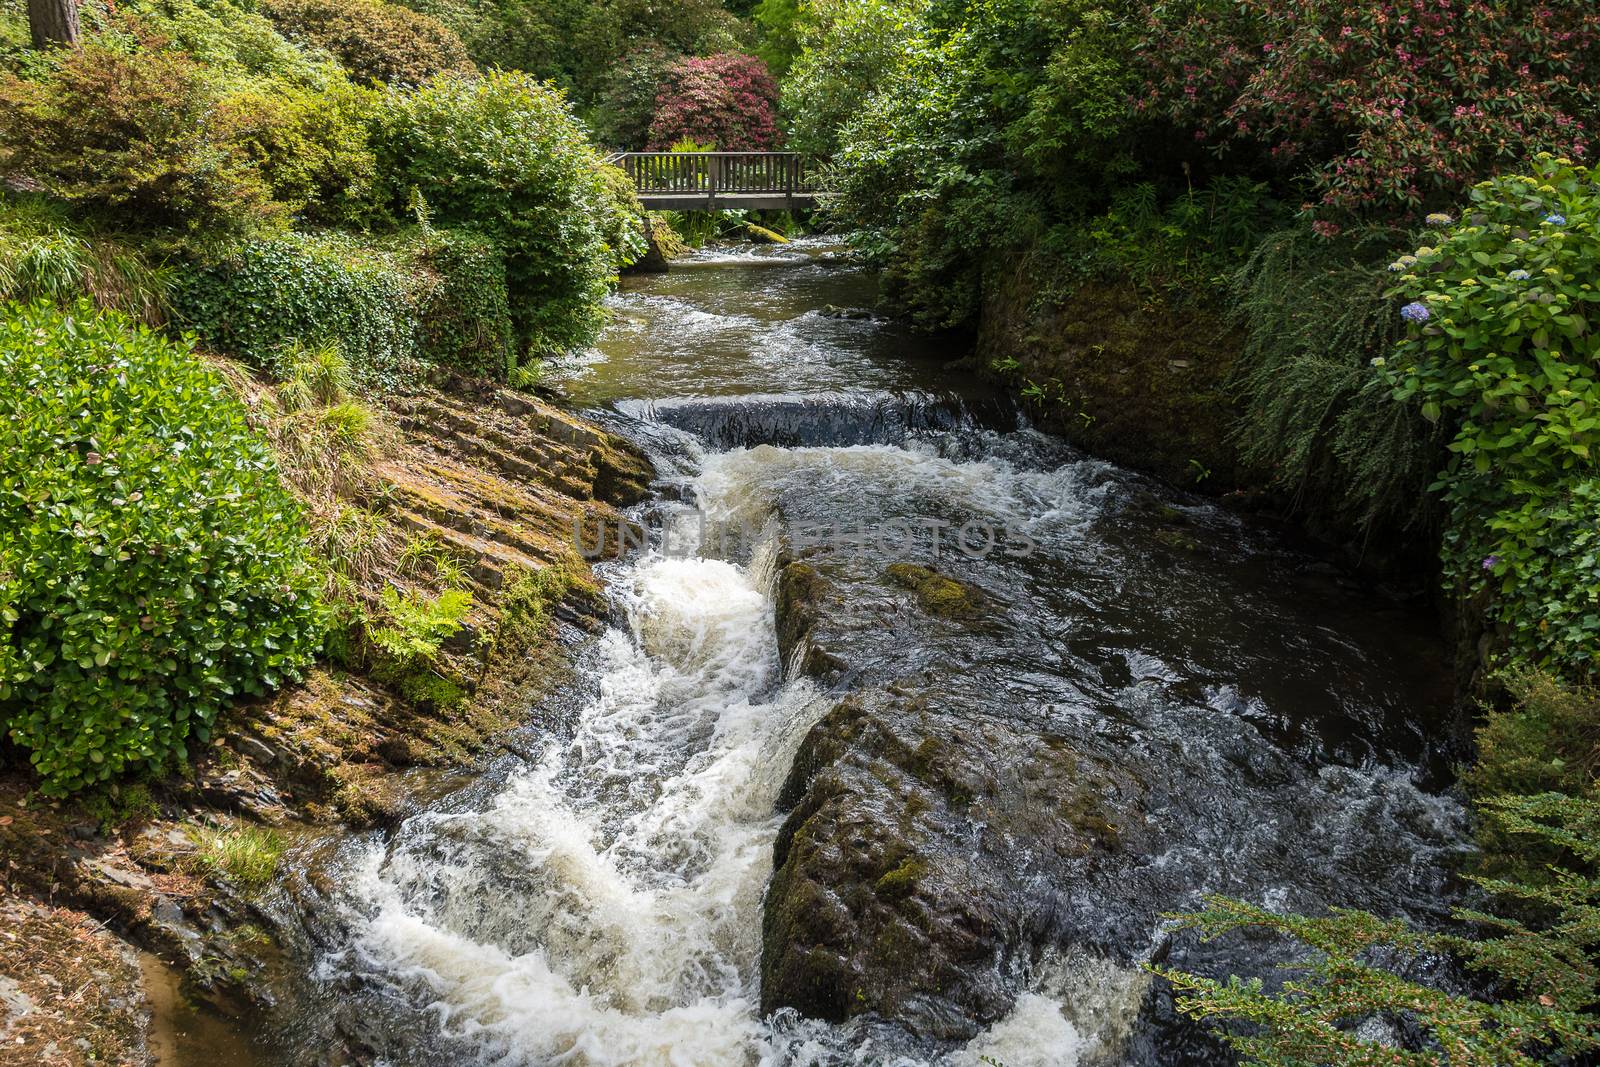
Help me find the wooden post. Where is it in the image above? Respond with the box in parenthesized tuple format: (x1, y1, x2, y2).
(708, 154, 723, 210)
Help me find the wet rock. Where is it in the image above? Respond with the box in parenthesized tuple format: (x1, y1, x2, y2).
(882, 563, 986, 619)
(775, 560, 843, 680)
(762, 688, 1141, 1040)
(631, 215, 688, 273)
(819, 304, 879, 321)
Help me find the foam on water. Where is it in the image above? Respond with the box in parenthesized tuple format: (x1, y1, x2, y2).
(339, 507, 827, 1064)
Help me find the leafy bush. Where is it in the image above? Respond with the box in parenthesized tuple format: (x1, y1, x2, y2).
(376, 70, 620, 357)
(590, 43, 679, 149)
(262, 0, 474, 86)
(407, 226, 517, 377)
(1382, 155, 1600, 677)
(0, 42, 280, 234)
(1468, 672, 1600, 803)
(123, 0, 340, 89)
(1157, 806, 1600, 1067)
(172, 231, 421, 386)
(784, 0, 930, 158)
(1137, 0, 1600, 220)
(647, 52, 781, 151)
(213, 78, 382, 226)
(0, 302, 322, 795)
(173, 226, 523, 383)
(594, 163, 649, 272)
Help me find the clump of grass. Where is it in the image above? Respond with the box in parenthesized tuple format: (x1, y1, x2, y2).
(0, 197, 173, 323)
(187, 824, 286, 891)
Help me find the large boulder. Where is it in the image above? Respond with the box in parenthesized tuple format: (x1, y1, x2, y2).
(762, 687, 1142, 1040)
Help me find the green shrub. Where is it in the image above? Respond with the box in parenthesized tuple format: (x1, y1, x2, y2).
(262, 0, 474, 86)
(213, 79, 382, 227)
(0, 302, 323, 795)
(376, 70, 620, 357)
(0, 42, 280, 234)
(171, 230, 420, 386)
(122, 0, 340, 89)
(172, 227, 519, 384)
(594, 163, 648, 272)
(1382, 155, 1600, 678)
(1467, 671, 1600, 803)
(1157, 807, 1600, 1067)
(589, 43, 679, 148)
(407, 226, 516, 377)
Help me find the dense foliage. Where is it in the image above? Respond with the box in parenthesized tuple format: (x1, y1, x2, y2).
(646, 52, 780, 150)
(376, 71, 625, 358)
(0, 302, 322, 795)
(262, 0, 474, 86)
(0, 41, 282, 234)
(1383, 156, 1600, 679)
(1137, 0, 1600, 221)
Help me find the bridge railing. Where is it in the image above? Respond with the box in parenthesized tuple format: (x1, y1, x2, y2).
(612, 152, 817, 198)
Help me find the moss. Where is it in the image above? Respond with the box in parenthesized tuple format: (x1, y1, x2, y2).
(873, 857, 928, 900)
(883, 563, 985, 619)
(979, 270, 1261, 493)
(746, 223, 789, 244)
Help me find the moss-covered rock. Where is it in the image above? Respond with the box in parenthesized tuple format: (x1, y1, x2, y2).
(883, 563, 986, 619)
(977, 265, 1264, 494)
(762, 687, 1142, 1039)
(746, 222, 789, 244)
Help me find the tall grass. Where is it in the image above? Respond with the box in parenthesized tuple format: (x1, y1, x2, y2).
(1229, 226, 1446, 542)
(0, 228, 172, 323)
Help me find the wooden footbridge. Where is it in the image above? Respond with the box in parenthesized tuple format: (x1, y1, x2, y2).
(609, 152, 819, 211)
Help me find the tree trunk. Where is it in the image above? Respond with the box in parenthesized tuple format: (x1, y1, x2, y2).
(27, 0, 79, 48)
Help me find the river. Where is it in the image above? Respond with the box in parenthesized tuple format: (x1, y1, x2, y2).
(267, 238, 1469, 1066)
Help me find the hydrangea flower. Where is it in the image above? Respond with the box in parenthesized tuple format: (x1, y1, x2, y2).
(1544, 213, 1568, 226)
(1482, 555, 1500, 571)
(1507, 269, 1532, 281)
(1400, 302, 1431, 323)
(1387, 254, 1418, 271)
(1424, 212, 1454, 227)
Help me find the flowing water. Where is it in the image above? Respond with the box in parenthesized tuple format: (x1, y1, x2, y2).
(270, 240, 1469, 1066)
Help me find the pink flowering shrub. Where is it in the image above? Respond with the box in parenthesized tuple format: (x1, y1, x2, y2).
(646, 52, 781, 151)
(1137, 0, 1600, 219)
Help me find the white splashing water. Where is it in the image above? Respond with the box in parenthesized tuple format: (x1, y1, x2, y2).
(332, 449, 1136, 1066)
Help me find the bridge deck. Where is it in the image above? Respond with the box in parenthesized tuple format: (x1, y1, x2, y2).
(611, 151, 819, 213)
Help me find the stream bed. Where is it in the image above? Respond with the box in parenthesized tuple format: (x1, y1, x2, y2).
(266, 239, 1469, 1066)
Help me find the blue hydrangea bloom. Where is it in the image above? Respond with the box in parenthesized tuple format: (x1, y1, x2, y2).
(1507, 269, 1531, 281)
(1544, 213, 1568, 226)
(1400, 301, 1431, 323)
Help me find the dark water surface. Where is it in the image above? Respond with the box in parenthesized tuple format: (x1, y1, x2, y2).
(258, 239, 1466, 1067)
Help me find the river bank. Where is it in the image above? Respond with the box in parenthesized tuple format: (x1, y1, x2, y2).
(0, 374, 650, 1066)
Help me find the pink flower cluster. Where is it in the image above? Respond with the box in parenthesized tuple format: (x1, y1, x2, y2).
(646, 53, 781, 152)
(1137, 0, 1600, 218)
